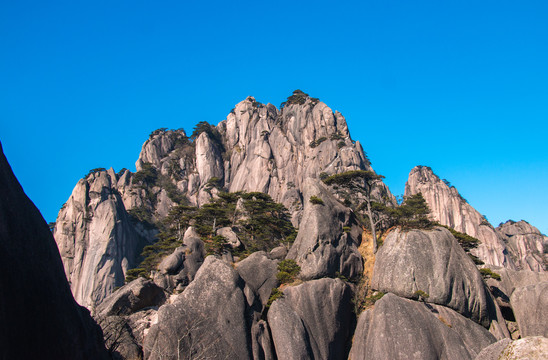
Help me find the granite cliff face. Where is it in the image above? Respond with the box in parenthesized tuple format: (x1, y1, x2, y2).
(405, 166, 546, 271)
(0, 142, 108, 359)
(54, 169, 149, 309)
(54, 91, 390, 308)
(496, 220, 548, 272)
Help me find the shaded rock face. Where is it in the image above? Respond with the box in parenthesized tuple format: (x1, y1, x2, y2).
(287, 178, 364, 280)
(475, 336, 548, 360)
(144, 257, 252, 360)
(268, 278, 353, 360)
(236, 251, 279, 308)
(95, 278, 165, 360)
(490, 267, 548, 299)
(350, 293, 496, 360)
(0, 142, 108, 359)
(372, 227, 499, 328)
(510, 282, 548, 337)
(54, 169, 148, 308)
(405, 165, 516, 269)
(96, 277, 165, 317)
(496, 220, 547, 272)
(153, 227, 205, 292)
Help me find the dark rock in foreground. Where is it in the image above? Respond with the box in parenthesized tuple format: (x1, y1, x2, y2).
(268, 278, 353, 360)
(0, 142, 108, 359)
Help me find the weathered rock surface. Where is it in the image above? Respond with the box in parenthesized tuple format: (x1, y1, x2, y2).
(490, 267, 548, 298)
(350, 293, 496, 360)
(268, 278, 353, 360)
(510, 282, 548, 337)
(496, 220, 547, 271)
(287, 178, 364, 280)
(56, 93, 393, 308)
(475, 336, 548, 360)
(236, 251, 279, 308)
(96, 277, 165, 317)
(54, 169, 148, 308)
(0, 142, 108, 359)
(372, 227, 499, 328)
(143, 256, 252, 360)
(153, 226, 205, 292)
(405, 165, 515, 269)
(220, 96, 375, 220)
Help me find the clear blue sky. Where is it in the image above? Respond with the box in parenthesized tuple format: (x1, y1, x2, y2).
(1, 1, 547, 234)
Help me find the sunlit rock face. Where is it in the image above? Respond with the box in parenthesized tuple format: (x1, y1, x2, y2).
(54, 169, 147, 309)
(496, 220, 547, 272)
(405, 165, 516, 269)
(54, 92, 394, 307)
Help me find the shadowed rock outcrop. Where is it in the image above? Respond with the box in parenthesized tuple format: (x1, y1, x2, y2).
(236, 251, 279, 308)
(153, 227, 205, 292)
(510, 282, 548, 337)
(350, 293, 496, 360)
(287, 178, 364, 280)
(268, 278, 353, 360)
(144, 256, 252, 360)
(96, 277, 165, 317)
(0, 142, 108, 359)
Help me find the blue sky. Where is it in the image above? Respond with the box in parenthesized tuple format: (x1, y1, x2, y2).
(1, 1, 547, 234)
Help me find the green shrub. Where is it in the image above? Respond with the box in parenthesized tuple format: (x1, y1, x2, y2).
(414, 290, 430, 301)
(330, 131, 344, 140)
(309, 137, 327, 148)
(343, 226, 351, 233)
(267, 288, 284, 308)
(125, 268, 148, 283)
(441, 225, 480, 251)
(480, 268, 501, 281)
(277, 259, 301, 284)
(85, 168, 106, 179)
(309, 196, 324, 205)
(276, 271, 293, 283)
(337, 141, 346, 149)
(149, 128, 167, 139)
(132, 163, 158, 186)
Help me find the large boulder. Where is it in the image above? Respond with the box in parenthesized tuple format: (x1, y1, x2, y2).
(143, 256, 252, 360)
(268, 278, 353, 360)
(350, 293, 496, 360)
(236, 251, 279, 308)
(510, 282, 548, 337)
(96, 277, 165, 317)
(475, 336, 548, 360)
(287, 178, 363, 280)
(153, 227, 205, 292)
(0, 142, 108, 359)
(372, 227, 499, 329)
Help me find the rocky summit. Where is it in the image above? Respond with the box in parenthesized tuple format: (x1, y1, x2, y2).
(2, 90, 547, 359)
